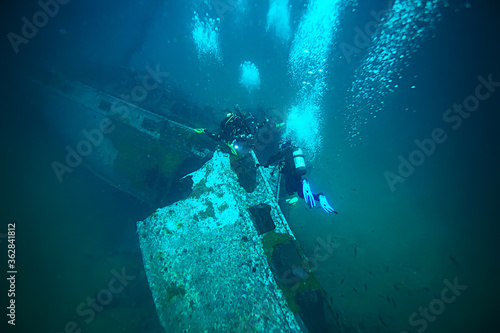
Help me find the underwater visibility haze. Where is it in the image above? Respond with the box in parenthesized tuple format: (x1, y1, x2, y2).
(1, 0, 499, 332)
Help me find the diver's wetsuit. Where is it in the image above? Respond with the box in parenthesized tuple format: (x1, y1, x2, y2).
(264, 142, 320, 201)
(207, 110, 266, 145)
(219, 112, 252, 142)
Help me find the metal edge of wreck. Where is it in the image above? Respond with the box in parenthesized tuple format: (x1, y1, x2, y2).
(137, 150, 343, 332)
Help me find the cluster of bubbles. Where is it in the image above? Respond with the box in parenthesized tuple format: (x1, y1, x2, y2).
(266, 0, 292, 43)
(239, 61, 261, 93)
(285, 90, 325, 154)
(345, 0, 448, 143)
(288, 0, 346, 84)
(192, 11, 222, 63)
(286, 0, 345, 155)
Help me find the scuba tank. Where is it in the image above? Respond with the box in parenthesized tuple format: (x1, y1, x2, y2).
(293, 148, 306, 175)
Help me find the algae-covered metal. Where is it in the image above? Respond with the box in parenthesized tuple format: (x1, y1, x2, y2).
(34, 73, 214, 207)
(137, 151, 342, 332)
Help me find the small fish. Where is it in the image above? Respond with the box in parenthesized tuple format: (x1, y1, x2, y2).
(364, 283, 367, 292)
(423, 287, 438, 298)
(378, 315, 388, 327)
(386, 296, 391, 304)
(353, 287, 358, 294)
(393, 283, 400, 291)
(449, 255, 458, 265)
(354, 246, 357, 257)
(391, 297, 397, 309)
(340, 278, 345, 286)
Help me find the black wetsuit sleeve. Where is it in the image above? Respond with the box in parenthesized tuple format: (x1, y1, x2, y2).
(204, 130, 220, 141)
(265, 147, 288, 167)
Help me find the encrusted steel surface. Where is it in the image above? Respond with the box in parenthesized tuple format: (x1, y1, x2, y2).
(137, 151, 301, 332)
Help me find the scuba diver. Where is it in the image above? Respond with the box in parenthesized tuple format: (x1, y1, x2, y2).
(200, 104, 269, 155)
(262, 141, 338, 214)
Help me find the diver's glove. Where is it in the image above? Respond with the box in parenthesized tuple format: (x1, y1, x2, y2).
(319, 194, 338, 214)
(302, 179, 315, 208)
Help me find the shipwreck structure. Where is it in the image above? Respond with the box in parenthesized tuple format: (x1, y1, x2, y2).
(137, 151, 343, 332)
(34, 71, 216, 207)
(33, 70, 343, 332)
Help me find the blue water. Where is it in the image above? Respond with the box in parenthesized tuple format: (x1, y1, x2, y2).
(1, 0, 499, 332)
